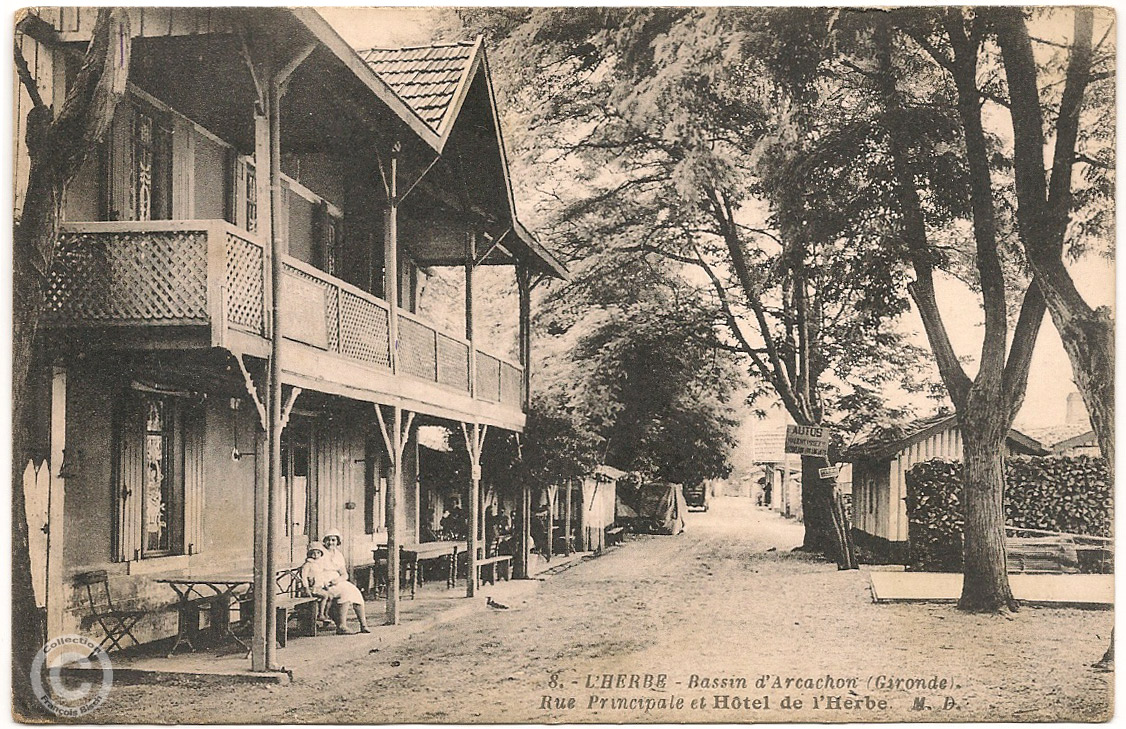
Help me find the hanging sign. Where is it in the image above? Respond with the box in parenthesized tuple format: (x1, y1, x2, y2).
(784, 424, 831, 456)
(818, 466, 839, 479)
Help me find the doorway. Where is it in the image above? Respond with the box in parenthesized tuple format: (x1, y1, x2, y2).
(281, 419, 314, 564)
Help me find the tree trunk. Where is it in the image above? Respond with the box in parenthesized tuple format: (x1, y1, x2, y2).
(957, 416, 1018, 613)
(1044, 294, 1114, 482)
(799, 455, 848, 563)
(12, 10, 131, 715)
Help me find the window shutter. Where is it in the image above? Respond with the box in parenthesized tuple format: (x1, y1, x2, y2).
(183, 405, 205, 556)
(106, 102, 134, 221)
(115, 395, 143, 562)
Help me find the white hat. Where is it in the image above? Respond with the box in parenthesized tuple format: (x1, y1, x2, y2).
(322, 529, 343, 542)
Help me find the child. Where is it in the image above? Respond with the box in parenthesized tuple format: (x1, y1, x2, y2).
(300, 545, 334, 626)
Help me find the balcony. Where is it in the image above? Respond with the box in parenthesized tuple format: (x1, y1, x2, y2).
(44, 220, 525, 425)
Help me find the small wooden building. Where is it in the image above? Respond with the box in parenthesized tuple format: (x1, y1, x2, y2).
(844, 413, 1046, 563)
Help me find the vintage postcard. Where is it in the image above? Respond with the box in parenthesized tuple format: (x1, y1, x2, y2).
(11, 5, 1114, 723)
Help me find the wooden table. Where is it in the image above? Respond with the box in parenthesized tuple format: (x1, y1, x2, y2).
(156, 575, 252, 657)
(375, 541, 467, 596)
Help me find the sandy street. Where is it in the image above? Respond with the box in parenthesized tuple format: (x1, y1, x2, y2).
(91, 497, 1112, 723)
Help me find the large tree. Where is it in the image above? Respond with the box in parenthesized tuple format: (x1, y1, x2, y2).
(12, 9, 131, 715)
(769, 7, 1111, 611)
(992, 7, 1114, 480)
(451, 8, 934, 562)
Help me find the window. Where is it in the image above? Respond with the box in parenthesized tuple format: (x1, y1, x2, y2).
(106, 99, 172, 222)
(142, 396, 177, 555)
(116, 391, 203, 561)
(245, 164, 258, 233)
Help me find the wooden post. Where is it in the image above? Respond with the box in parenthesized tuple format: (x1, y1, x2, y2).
(516, 264, 532, 410)
(564, 478, 573, 556)
(463, 423, 486, 597)
(515, 265, 532, 578)
(265, 77, 283, 671)
(254, 111, 272, 337)
(522, 478, 531, 576)
(250, 427, 268, 670)
(45, 367, 66, 643)
(384, 143, 400, 375)
(466, 231, 476, 397)
(387, 406, 401, 624)
(376, 405, 413, 625)
(546, 483, 558, 562)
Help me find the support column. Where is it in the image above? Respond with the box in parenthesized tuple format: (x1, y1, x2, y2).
(466, 231, 476, 397)
(376, 405, 413, 625)
(264, 77, 285, 671)
(387, 406, 401, 624)
(564, 478, 573, 556)
(45, 367, 66, 643)
(515, 265, 532, 579)
(463, 423, 486, 597)
(384, 143, 400, 375)
(251, 427, 268, 670)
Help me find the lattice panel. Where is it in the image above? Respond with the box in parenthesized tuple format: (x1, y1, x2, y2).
(436, 334, 470, 392)
(398, 315, 437, 381)
(500, 362, 523, 408)
(284, 264, 339, 352)
(475, 353, 501, 402)
(45, 231, 208, 323)
(224, 232, 264, 334)
(339, 290, 390, 368)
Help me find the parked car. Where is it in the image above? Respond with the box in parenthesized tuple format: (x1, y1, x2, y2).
(683, 482, 708, 512)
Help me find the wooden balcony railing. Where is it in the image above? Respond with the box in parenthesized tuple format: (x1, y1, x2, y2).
(46, 220, 525, 410)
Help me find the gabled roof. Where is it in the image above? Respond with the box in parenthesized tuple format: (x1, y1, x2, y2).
(1025, 423, 1097, 452)
(844, 412, 1047, 461)
(360, 39, 481, 140)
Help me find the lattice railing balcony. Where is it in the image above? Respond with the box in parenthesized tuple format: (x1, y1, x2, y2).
(45, 221, 239, 335)
(46, 219, 524, 413)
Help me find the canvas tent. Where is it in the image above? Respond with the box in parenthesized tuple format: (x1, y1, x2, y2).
(617, 481, 687, 535)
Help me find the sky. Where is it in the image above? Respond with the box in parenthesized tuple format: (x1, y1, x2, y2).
(320, 7, 1115, 433)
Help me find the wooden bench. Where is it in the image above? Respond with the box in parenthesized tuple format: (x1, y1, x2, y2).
(272, 567, 321, 648)
(476, 555, 512, 586)
(606, 526, 625, 547)
(1006, 536, 1080, 574)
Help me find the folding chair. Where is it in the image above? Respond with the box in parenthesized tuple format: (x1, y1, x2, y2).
(73, 570, 145, 655)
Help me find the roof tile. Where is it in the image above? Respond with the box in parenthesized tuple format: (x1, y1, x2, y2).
(362, 41, 477, 133)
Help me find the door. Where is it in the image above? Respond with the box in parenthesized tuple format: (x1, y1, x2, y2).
(281, 420, 312, 564)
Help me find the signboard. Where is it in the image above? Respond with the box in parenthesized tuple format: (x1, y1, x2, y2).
(818, 466, 839, 480)
(784, 424, 831, 456)
(751, 428, 787, 462)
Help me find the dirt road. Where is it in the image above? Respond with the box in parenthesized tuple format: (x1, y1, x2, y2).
(93, 497, 1112, 722)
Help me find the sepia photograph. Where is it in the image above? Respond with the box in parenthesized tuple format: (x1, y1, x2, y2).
(10, 5, 1115, 723)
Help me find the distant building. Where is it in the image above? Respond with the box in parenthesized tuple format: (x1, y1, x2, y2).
(1026, 393, 1099, 457)
(843, 413, 1047, 563)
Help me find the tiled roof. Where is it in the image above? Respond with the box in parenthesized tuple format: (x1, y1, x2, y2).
(1025, 423, 1095, 450)
(360, 42, 477, 133)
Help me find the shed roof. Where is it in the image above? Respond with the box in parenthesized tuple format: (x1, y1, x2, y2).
(844, 412, 1047, 461)
(360, 41, 479, 136)
(1025, 423, 1096, 452)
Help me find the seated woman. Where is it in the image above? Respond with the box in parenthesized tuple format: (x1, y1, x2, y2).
(320, 530, 370, 635)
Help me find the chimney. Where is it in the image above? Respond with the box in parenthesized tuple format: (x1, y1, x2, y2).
(1066, 392, 1089, 426)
